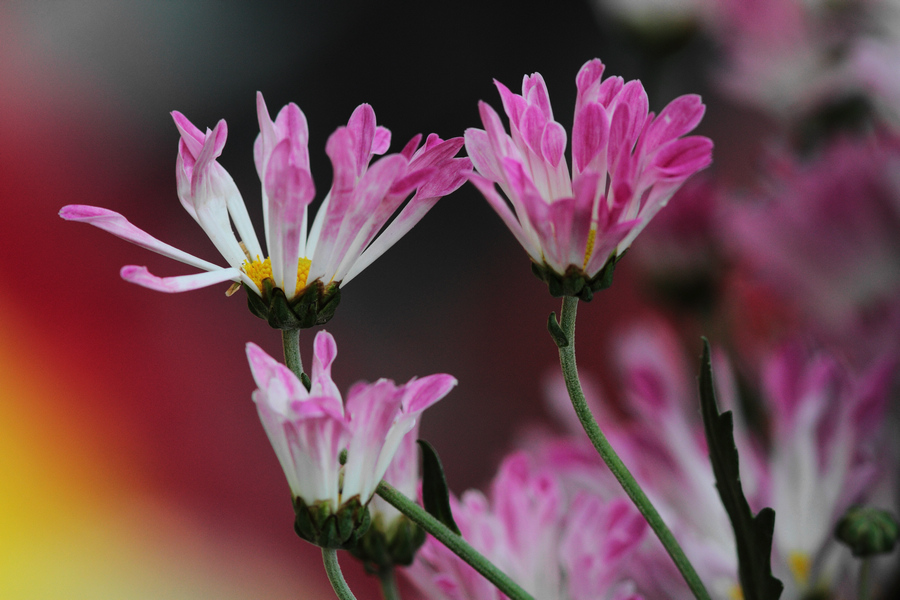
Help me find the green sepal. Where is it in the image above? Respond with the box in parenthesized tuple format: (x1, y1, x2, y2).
(698, 338, 783, 600)
(292, 495, 372, 549)
(349, 514, 427, 573)
(547, 312, 568, 348)
(835, 505, 899, 558)
(244, 282, 270, 320)
(418, 440, 460, 535)
(530, 254, 620, 302)
(244, 279, 342, 330)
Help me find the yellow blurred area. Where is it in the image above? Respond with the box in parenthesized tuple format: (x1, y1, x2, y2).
(0, 308, 329, 599)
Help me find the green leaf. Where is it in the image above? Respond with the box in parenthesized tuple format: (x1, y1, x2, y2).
(547, 312, 569, 348)
(418, 440, 460, 535)
(698, 338, 783, 600)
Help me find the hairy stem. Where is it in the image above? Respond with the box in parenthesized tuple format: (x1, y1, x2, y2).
(555, 295, 711, 600)
(282, 328, 304, 380)
(322, 548, 356, 600)
(376, 481, 533, 600)
(378, 568, 401, 600)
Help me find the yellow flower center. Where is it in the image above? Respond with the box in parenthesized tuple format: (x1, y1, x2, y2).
(787, 551, 810, 585)
(243, 256, 313, 295)
(728, 584, 744, 600)
(583, 229, 597, 268)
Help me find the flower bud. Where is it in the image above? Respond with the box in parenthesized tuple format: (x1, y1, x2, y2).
(349, 514, 426, 573)
(835, 505, 899, 558)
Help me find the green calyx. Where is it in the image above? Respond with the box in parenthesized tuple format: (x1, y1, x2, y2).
(530, 255, 620, 302)
(349, 514, 427, 573)
(835, 505, 899, 558)
(245, 278, 341, 330)
(293, 496, 372, 550)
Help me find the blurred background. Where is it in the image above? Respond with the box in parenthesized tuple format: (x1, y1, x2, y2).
(2, 0, 898, 598)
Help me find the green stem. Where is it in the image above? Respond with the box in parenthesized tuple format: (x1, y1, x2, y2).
(378, 568, 401, 600)
(282, 328, 304, 380)
(376, 481, 533, 600)
(859, 558, 871, 600)
(322, 548, 357, 600)
(555, 296, 711, 600)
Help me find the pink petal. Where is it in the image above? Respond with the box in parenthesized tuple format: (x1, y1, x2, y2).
(651, 136, 713, 181)
(59, 205, 223, 272)
(254, 91, 277, 179)
(190, 119, 228, 200)
(541, 121, 567, 168)
(520, 104, 546, 157)
(478, 101, 515, 161)
(576, 59, 606, 108)
(597, 76, 625, 108)
(583, 220, 637, 276)
(313, 152, 407, 282)
(310, 330, 344, 415)
(373, 126, 392, 155)
(264, 139, 315, 295)
(246, 342, 308, 400)
(523, 72, 553, 120)
(572, 102, 609, 173)
(276, 102, 311, 170)
(643, 94, 706, 153)
(608, 103, 633, 175)
(401, 374, 457, 414)
(466, 172, 536, 255)
(347, 103, 377, 176)
(171, 110, 205, 158)
(120, 265, 241, 293)
(494, 79, 525, 123)
(400, 133, 424, 160)
(465, 128, 504, 182)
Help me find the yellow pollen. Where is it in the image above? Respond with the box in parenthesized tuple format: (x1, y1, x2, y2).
(583, 229, 597, 268)
(787, 551, 811, 585)
(295, 257, 312, 294)
(243, 256, 313, 295)
(728, 584, 744, 600)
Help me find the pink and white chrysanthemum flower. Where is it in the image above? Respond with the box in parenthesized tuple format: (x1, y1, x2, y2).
(246, 330, 456, 513)
(404, 452, 645, 600)
(465, 59, 712, 285)
(60, 93, 471, 299)
(762, 344, 897, 593)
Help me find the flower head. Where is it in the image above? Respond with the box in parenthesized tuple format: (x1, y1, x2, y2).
(404, 452, 645, 600)
(465, 59, 712, 299)
(246, 331, 455, 548)
(61, 94, 471, 328)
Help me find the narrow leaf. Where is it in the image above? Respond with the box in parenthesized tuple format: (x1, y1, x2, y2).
(418, 440, 461, 535)
(698, 338, 783, 600)
(547, 312, 569, 348)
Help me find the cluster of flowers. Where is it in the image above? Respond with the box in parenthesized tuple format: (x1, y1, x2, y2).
(406, 322, 897, 599)
(60, 35, 899, 600)
(592, 0, 900, 125)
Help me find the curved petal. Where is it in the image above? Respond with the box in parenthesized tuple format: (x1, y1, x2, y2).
(59, 205, 224, 272)
(120, 265, 242, 293)
(264, 139, 315, 297)
(401, 374, 457, 414)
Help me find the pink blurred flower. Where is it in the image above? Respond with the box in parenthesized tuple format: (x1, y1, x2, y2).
(404, 452, 644, 600)
(60, 94, 470, 299)
(724, 136, 900, 363)
(465, 59, 711, 293)
(246, 331, 456, 513)
(548, 321, 899, 598)
(707, 0, 861, 118)
(762, 342, 898, 593)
